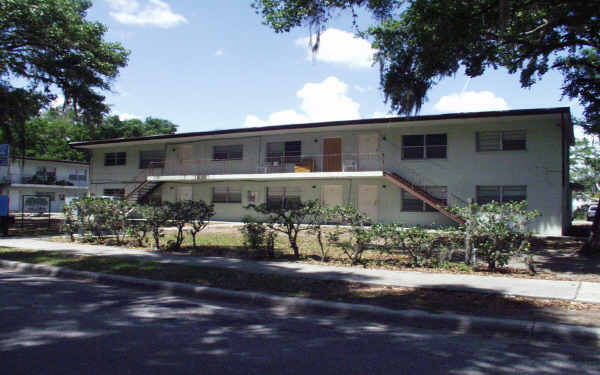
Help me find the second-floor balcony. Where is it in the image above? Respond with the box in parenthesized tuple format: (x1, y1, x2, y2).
(4, 172, 88, 187)
(148, 152, 385, 178)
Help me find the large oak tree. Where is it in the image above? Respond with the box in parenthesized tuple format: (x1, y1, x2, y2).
(0, 0, 129, 151)
(253, 0, 600, 251)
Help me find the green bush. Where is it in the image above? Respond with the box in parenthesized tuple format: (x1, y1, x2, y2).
(454, 201, 540, 271)
(246, 201, 317, 258)
(327, 206, 374, 265)
(240, 216, 270, 257)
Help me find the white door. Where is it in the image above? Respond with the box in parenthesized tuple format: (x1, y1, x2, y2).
(322, 185, 343, 207)
(176, 185, 193, 201)
(358, 134, 379, 171)
(357, 184, 378, 221)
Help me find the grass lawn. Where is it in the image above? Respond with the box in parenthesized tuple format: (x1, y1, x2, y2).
(51, 226, 600, 283)
(1, 247, 598, 327)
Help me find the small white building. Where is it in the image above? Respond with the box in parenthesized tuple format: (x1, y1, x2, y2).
(71, 107, 573, 235)
(0, 158, 89, 213)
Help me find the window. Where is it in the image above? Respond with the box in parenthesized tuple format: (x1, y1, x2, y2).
(477, 130, 526, 151)
(35, 191, 55, 201)
(103, 188, 125, 199)
(267, 187, 301, 209)
(213, 145, 243, 161)
(139, 150, 165, 169)
(402, 134, 447, 159)
(212, 186, 241, 203)
(476, 185, 527, 204)
(402, 186, 447, 212)
(104, 152, 126, 166)
(266, 141, 302, 164)
(68, 169, 87, 182)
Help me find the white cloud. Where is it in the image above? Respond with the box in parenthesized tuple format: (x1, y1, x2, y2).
(116, 112, 142, 121)
(50, 94, 65, 109)
(214, 49, 224, 56)
(295, 28, 376, 69)
(107, 0, 187, 28)
(245, 76, 360, 127)
(434, 91, 509, 113)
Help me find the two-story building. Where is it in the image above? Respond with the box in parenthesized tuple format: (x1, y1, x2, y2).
(0, 158, 89, 213)
(71, 107, 573, 235)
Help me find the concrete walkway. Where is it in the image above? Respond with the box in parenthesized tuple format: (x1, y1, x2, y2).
(0, 237, 598, 304)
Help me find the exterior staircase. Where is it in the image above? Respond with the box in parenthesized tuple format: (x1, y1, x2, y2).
(383, 171, 465, 225)
(124, 180, 162, 203)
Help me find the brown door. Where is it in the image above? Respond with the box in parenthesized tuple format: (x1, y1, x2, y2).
(323, 138, 342, 172)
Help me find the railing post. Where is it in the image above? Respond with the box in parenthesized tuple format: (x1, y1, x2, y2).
(381, 152, 384, 171)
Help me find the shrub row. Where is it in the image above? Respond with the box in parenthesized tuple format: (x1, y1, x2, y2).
(241, 200, 540, 271)
(63, 198, 214, 251)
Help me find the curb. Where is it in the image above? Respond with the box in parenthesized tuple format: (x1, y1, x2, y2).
(2, 259, 599, 347)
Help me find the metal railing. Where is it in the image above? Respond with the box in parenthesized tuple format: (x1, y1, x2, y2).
(149, 152, 384, 176)
(2, 173, 88, 187)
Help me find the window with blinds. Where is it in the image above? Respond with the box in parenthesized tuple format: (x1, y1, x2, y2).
(402, 186, 448, 212)
(476, 185, 526, 204)
(266, 141, 302, 163)
(402, 134, 447, 159)
(213, 145, 243, 161)
(139, 150, 165, 169)
(212, 186, 241, 203)
(477, 130, 526, 151)
(267, 187, 301, 209)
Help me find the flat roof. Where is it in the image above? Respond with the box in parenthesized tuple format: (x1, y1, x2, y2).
(70, 107, 571, 148)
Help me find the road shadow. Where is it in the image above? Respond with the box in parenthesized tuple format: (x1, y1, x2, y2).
(1, 270, 599, 375)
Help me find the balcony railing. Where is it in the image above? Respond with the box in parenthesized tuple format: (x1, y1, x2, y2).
(2, 173, 88, 187)
(149, 152, 384, 177)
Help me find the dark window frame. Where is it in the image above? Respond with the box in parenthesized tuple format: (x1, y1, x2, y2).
(402, 134, 447, 160)
(476, 185, 527, 204)
(266, 141, 302, 164)
(103, 188, 125, 199)
(212, 145, 243, 161)
(266, 187, 302, 210)
(212, 186, 242, 204)
(401, 186, 448, 212)
(104, 152, 127, 166)
(476, 130, 526, 152)
(139, 150, 165, 169)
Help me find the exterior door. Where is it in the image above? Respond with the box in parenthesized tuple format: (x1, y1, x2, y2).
(358, 134, 379, 171)
(176, 185, 193, 201)
(176, 145, 193, 174)
(357, 184, 378, 221)
(322, 185, 343, 207)
(323, 138, 342, 172)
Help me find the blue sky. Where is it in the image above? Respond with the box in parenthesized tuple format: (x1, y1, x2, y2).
(80, 0, 585, 135)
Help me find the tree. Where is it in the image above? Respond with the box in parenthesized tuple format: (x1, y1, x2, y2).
(189, 201, 215, 248)
(253, 0, 600, 251)
(0, 110, 178, 162)
(570, 136, 600, 202)
(0, 0, 129, 153)
(247, 201, 316, 258)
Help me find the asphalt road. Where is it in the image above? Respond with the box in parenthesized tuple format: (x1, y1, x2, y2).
(1, 269, 598, 375)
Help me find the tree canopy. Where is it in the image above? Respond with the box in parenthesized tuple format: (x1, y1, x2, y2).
(253, 0, 600, 126)
(0, 0, 129, 146)
(0, 110, 178, 162)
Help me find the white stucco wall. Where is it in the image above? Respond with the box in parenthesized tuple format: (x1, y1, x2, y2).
(86, 112, 568, 234)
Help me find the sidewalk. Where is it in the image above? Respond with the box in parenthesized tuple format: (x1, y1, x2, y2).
(0, 237, 598, 304)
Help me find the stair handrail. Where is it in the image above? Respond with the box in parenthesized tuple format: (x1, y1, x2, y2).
(381, 152, 469, 208)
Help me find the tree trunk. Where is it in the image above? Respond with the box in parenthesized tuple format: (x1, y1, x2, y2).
(582, 196, 600, 254)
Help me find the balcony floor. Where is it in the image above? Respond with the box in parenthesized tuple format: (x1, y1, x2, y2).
(147, 171, 384, 183)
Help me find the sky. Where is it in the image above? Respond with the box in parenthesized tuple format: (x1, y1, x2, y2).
(78, 0, 586, 136)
